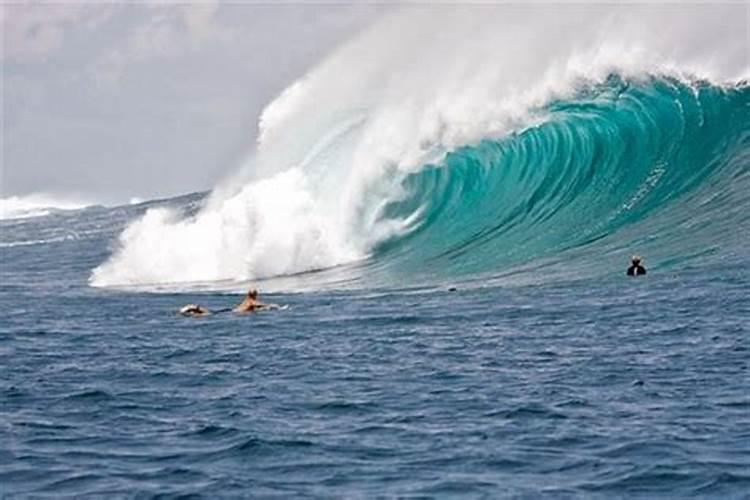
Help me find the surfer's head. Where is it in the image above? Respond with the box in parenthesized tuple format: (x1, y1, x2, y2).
(631, 255, 642, 265)
(247, 289, 258, 299)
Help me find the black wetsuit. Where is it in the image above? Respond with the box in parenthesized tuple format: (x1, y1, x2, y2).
(626, 265, 647, 276)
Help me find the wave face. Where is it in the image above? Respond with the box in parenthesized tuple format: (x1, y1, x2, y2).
(374, 77, 749, 285)
(91, 6, 750, 290)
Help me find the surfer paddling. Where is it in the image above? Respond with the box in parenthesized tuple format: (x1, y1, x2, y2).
(233, 289, 269, 313)
(626, 255, 647, 276)
(179, 289, 281, 317)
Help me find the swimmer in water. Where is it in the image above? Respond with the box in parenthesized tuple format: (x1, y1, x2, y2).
(233, 289, 268, 313)
(180, 289, 278, 317)
(626, 255, 647, 276)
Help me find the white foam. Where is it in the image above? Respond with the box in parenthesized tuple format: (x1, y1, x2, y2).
(0, 194, 91, 220)
(91, 5, 748, 288)
(91, 168, 362, 285)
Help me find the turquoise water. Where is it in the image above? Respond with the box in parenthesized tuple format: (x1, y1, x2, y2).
(374, 77, 749, 286)
(1, 76, 749, 497)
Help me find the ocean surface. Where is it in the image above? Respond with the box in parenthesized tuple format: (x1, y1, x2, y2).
(1, 218, 749, 497)
(2, 7, 750, 496)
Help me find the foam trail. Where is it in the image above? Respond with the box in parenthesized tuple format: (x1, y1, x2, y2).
(91, 5, 748, 288)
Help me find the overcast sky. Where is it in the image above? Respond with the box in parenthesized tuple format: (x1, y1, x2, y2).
(2, 2, 387, 203)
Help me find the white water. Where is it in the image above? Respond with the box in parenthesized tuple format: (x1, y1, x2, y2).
(91, 4, 748, 288)
(0, 194, 92, 220)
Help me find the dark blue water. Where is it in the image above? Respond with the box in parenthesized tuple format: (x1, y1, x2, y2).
(2, 221, 749, 497)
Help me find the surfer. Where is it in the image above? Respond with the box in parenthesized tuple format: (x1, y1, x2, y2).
(233, 289, 269, 313)
(180, 289, 281, 317)
(626, 255, 647, 276)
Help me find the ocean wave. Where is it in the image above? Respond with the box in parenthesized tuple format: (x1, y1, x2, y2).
(90, 6, 749, 290)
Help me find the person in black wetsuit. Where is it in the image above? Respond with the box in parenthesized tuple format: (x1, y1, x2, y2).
(626, 255, 647, 276)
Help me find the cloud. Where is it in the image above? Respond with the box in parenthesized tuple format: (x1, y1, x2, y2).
(2, 3, 114, 62)
(179, 1, 220, 42)
(90, 1, 228, 84)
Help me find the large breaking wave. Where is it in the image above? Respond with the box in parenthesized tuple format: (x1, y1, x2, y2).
(91, 5, 749, 290)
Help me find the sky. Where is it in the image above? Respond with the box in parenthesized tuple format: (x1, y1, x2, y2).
(2, 2, 387, 204)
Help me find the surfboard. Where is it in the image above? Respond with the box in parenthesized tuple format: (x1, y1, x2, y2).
(263, 304, 289, 311)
